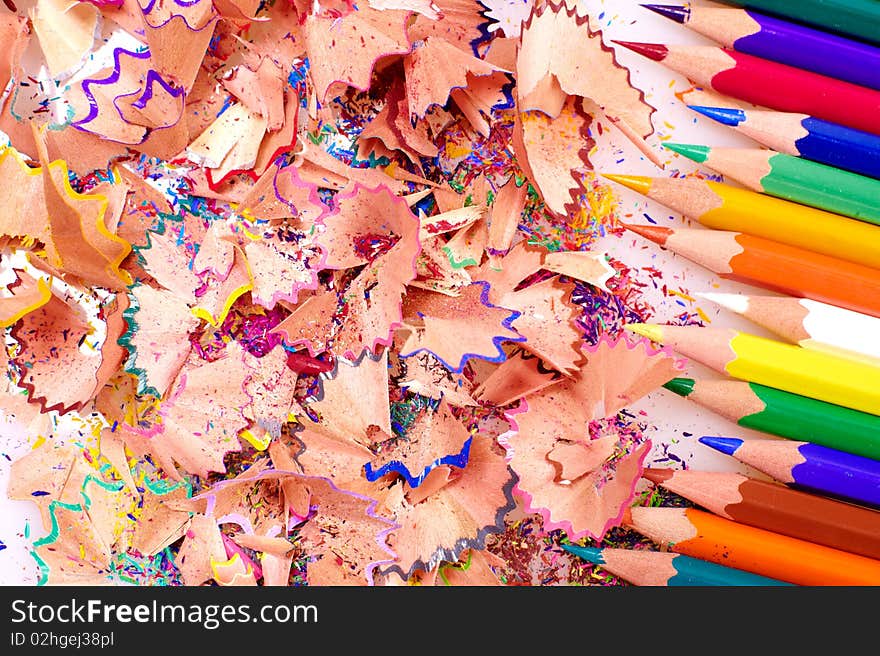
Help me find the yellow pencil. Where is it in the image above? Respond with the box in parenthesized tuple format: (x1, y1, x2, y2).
(604, 174, 880, 269)
(625, 324, 880, 416)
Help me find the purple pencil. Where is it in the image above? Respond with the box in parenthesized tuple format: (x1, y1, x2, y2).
(700, 437, 880, 509)
(643, 4, 880, 90)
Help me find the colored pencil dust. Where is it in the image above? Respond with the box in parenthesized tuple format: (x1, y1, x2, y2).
(624, 506, 880, 586)
(623, 224, 880, 319)
(700, 437, 880, 509)
(614, 41, 880, 136)
(642, 4, 880, 89)
(687, 105, 880, 181)
(643, 468, 880, 559)
(697, 292, 880, 365)
(663, 377, 880, 461)
(663, 143, 880, 227)
(626, 324, 880, 416)
(562, 544, 792, 586)
(605, 173, 880, 267)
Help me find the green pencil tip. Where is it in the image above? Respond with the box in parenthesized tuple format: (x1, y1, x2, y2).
(561, 544, 605, 565)
(663, 142, 710, 163)
(662, 377, 695, 397)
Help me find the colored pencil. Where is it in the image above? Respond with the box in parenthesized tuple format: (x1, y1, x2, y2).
(643, 468, 880, 559)
(662, 143, 880, 227)
(624, 324, 880, 416)
(562, 544, 792, 586)
(710, 0, 880, 48)
(687, 105, 880, 181)
(622, 224, 880, 319)
(642, 4, 880, 90)
(663, 377, 880, 461)
(700, 436, 880, 509)
(613, 41, 880, 136)
(604, 173, 880, 268)
(696, 291, 880, 365)
(623, 506, 880, 586)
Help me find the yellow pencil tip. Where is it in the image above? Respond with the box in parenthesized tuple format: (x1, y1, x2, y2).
(624, 323, 666, 343)
(601, 173, 653, 195)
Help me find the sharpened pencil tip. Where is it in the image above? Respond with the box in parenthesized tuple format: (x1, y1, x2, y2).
(688, 105, 747, 127)
(699, 436, 744, 456)
(624, 323, 666, 343)
(662, 142, 710, 163)
(561, 544, 606, 564)
(641, 4, 690, 24)
(694, 292, 750, 315)
(619, 223, 673, 246)
(601, 173, 653, 195)
(662, 377, 695, 397)
(610, 40, 669, 62)
(642, 468, 675, 485)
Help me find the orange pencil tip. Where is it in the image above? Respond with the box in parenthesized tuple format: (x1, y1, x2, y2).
(620, 223, 672, 246)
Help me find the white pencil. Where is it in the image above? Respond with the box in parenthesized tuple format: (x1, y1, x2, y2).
(697, 292, 880, 365)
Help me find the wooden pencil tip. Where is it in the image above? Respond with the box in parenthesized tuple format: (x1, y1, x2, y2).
(561, 544, 605, 564)
(641, 4, 690, 24)
(610, 40, 669, 62)
(624, 322, 666, 343)
(601, 173, 653, 195)
(642, 468, 675, 485)
(694, 291, 750, 315)
(619, 222, 672, 246)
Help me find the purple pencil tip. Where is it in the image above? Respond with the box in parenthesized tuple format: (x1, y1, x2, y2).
(641, 4, 690, 24)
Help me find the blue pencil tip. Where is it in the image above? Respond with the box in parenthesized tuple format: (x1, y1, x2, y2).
(562, 544, 605, 565)
(699, 436, 744, 456)
(688, 105, 746, 127)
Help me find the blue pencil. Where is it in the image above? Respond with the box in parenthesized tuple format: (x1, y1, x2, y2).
(689, 105, 880, 181)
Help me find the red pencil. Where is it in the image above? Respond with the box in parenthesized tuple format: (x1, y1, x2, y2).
(615, 41, 880, 136)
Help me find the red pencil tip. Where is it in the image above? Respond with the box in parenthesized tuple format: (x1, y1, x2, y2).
(611, 40, 669, 62)
(642, 468, 674, 485)
(620, 223, 673, 246)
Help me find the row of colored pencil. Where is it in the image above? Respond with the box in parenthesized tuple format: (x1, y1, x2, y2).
(583, 3, 880, 586)
(566, 467, 880, 586)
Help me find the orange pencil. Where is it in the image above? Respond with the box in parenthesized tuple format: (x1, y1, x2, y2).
(624, 506, 880, 586)
(623, 224, 880, 318)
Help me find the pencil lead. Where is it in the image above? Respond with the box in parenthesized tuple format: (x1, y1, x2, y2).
(619, 222, 672, 246)
(699, 436, 744, 456)
(624, 322, 666, 343)
(642, 468, 674, 484)
(641, 4, 690, 24)
(662, 377, 695, 397)
(610, 40, 670, 62)
(561, 544, 605, 564)
(662, 142, 710, 163)
(601, 173, 652, 195)
(694, 291, 750, 314)
(687, 105, 747, 127)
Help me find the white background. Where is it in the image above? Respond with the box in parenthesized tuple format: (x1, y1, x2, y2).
(0, 0, 779, 584)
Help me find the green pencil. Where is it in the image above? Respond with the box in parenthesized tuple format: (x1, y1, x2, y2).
(664, 143, 880, 226)
(713, 1, 880, 47)
(663, 377, 880, 461)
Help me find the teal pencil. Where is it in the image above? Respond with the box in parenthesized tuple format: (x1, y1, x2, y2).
(563, 544, 793, 586)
